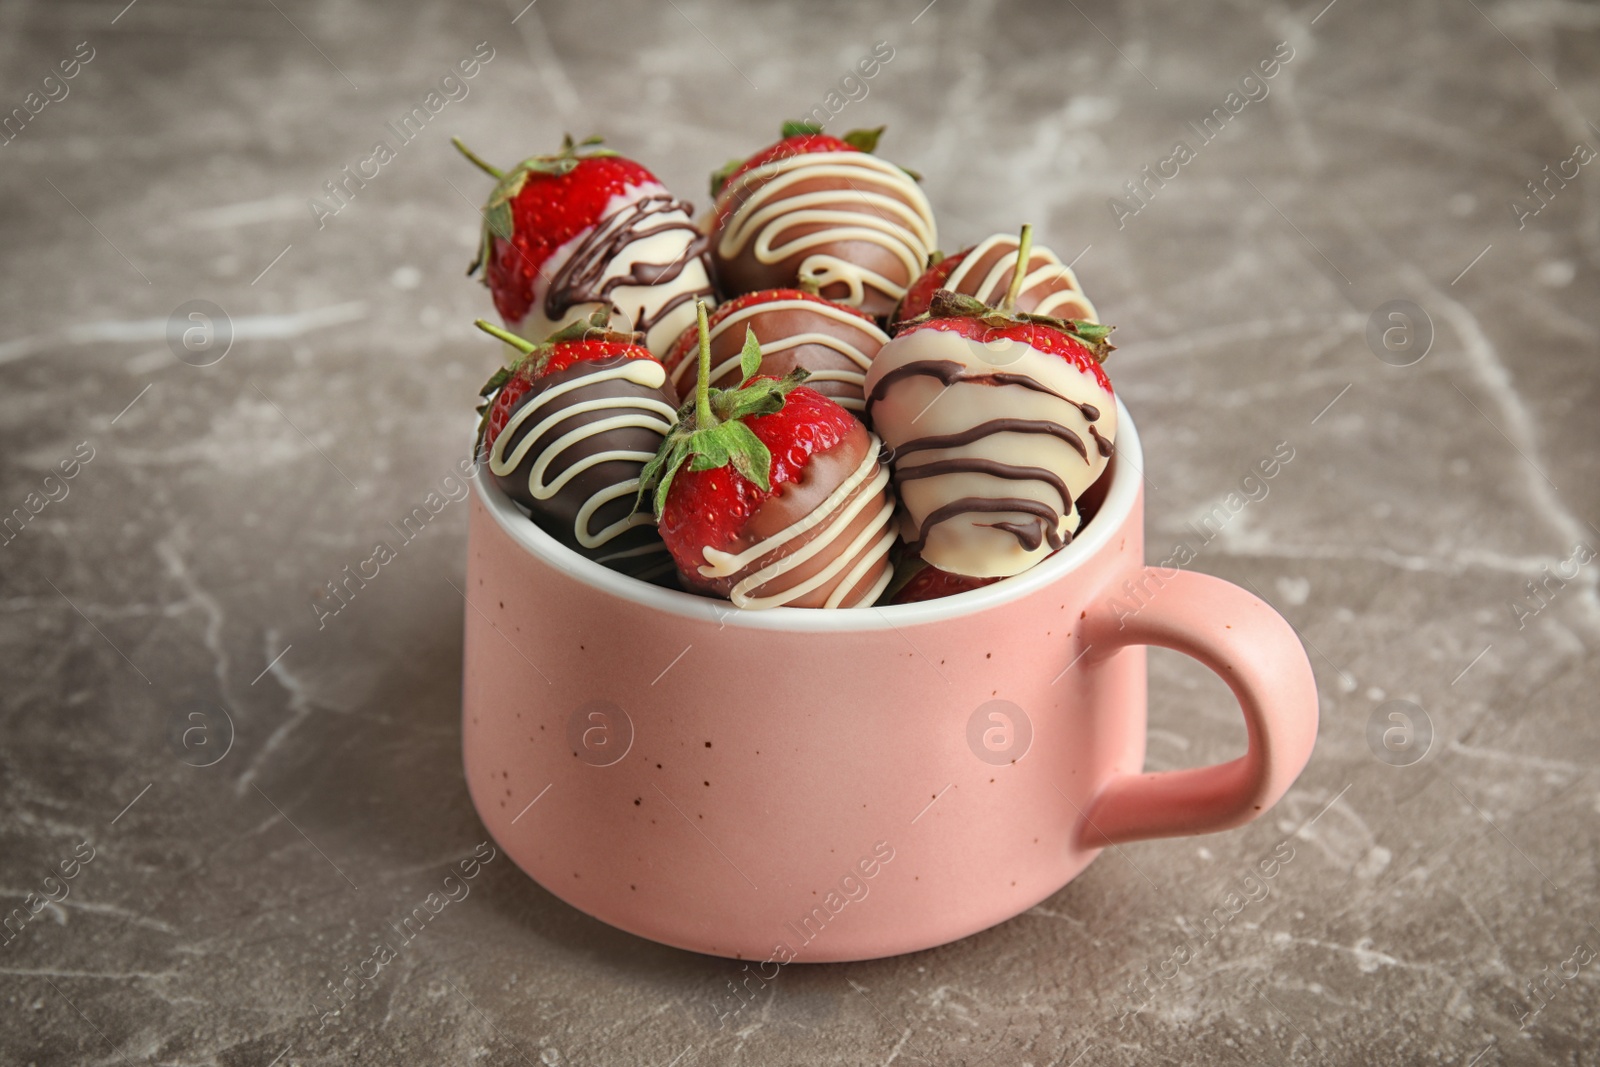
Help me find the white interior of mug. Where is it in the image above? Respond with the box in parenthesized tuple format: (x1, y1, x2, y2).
(474, 397, 1142, 631)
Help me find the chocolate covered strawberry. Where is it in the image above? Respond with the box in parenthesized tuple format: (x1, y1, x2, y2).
(661, 287, 889, 415)
(639, 301, 896, 609)
(864, 226, 1117, 580)
(896, 229, 1097, 329)
(477, 314, 679, 579)
(708, 121, 937, 318)
(456, 134, 715, 358)
(885, 555, 1001, 605)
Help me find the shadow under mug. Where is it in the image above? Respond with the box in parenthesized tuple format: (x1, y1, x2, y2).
(462, 400, 1319, 962)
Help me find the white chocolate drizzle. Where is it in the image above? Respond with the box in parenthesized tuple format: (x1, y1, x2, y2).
(669, 298, 889, 412)
(944, 233, 1098, 323)
(488, 359, 677, 550)
(698, 433, 896, 609)
(717, 153, 937, 309)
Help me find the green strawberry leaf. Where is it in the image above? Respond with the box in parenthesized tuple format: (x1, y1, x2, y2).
(724, 368, 808, 421)
(464, 136, 614, 276)
(479, 365, 512, 398)
(485, 200, 514, 242)
(907, 291, 1118, 362)
(841, 126, 884, 153)
(721, 421, 772, 491)
(739, 326, 763, 381)
(781, 119, 825, 138)
(651, 453, 682, 518)
(635, 319, 805, 517)
(639, 436, 689, 519)
(709, 157, 744, 198)
(1068, 320, 1112, 344)
(688, 427, 734, 471)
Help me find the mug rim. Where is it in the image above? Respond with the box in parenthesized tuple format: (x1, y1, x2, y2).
(473, 397, 1142, 632)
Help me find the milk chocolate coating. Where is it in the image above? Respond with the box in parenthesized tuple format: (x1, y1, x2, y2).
(712, 211, 909, 318)
(665, 296, 888, 413)
(676, 420, 893, 608)
(489, 356, 679, 578)
(902, 233, 1097, 326)
(710, 154, 937, 320)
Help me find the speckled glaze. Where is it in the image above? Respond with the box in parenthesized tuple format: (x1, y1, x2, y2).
(462, 404, 1318, 961)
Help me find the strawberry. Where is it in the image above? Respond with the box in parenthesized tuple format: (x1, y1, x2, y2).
(708, 123, 883, 221)
(884, 554, 1001, 604)
(895, 252, 959, 327)
(639, 301, 897, 609)
(479, 365, 536, 460)
(894, 231, 1098, 329)
(707, 121, 936, 318)
(903, 313, 1112, 395)
(660, 287, 888, 416)
(864, 226, 1119, 580)
(455, 135, 716, 358)
(475, 314, 679, 578)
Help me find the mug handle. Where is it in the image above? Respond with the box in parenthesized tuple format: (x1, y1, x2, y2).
(1075, 567, 1319, 848)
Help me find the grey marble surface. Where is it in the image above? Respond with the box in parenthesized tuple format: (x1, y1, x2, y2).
(3, 0, 1599, 1063)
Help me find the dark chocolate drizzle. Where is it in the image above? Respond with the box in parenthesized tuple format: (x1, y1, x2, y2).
(865, 359, 967, 407)
(545, 194, 714, 339)
(892, 457, 1074, 514)
(983, 516, 1072, 553)
(893, 418, 1088, 463)
(873, 359, 1117, 556)
(903, 496, 1068, 554)
(1089, 424, 1114, 458)
(865, 359, 1106, 424)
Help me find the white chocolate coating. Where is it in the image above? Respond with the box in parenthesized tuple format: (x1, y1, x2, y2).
(864, 329, 1116, 579)
(716, 152, 937, 310)
(507, 184, 716, 359)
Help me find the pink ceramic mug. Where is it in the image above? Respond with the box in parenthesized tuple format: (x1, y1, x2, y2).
(462, 401, 1318, 962)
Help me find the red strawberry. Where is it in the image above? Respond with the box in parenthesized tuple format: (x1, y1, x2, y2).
(895, 252, 959, 327)
(894, 232, 1098, 329)
(455, 135, 715, 357)
(886, 555, 1001, 604)
(864, 226, 1118, 580)
(476, 315, 679, 579)
(709, 125, 870, 224)
(707, 121, 936, 318)
(480, 367, 536, 460)
(905, 315, 1113, 395)
(639, 301, 897, 609)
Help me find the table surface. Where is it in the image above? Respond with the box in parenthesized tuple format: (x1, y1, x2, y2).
(3, 0, 1598, 1064)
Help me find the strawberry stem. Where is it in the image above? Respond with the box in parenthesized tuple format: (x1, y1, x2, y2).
(474, 318, 537, 356)
(453, 137, 504, 179)
(694, 299, 717, 429)
(1000, 223, 1033, 313)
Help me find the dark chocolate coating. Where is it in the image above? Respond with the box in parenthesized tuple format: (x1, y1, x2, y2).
(489, 356, 679, 578)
